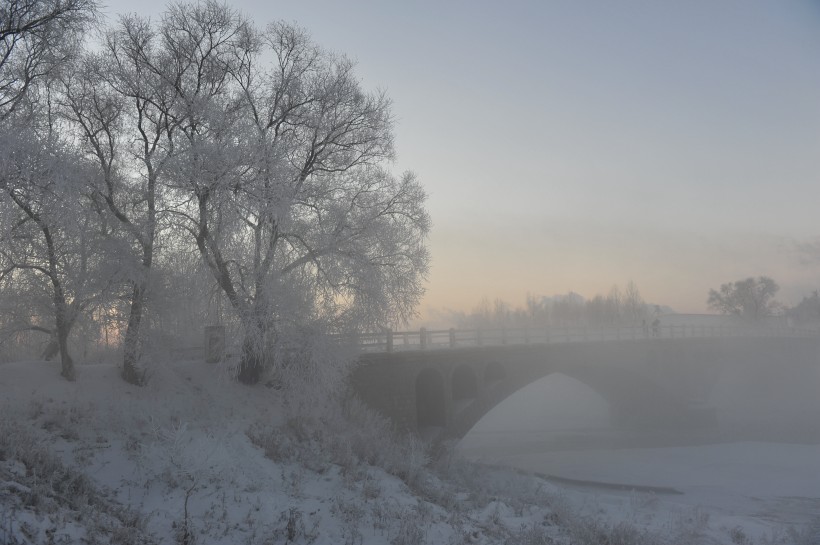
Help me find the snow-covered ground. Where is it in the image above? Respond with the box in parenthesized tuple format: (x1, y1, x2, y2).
(2, 361, 817, 544)
(460, 432, 820, 543)
(0, 360, 563, 544)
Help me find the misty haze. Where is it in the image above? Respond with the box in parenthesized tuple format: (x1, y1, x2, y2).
(2, 1, 820, 544)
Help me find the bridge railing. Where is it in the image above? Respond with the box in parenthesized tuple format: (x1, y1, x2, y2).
(356, 323, 818, 353)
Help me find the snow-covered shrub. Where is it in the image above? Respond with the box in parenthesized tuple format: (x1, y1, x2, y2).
(0, 417, 94, 512)
(37, 402, 88, 442)
(784, 517, 820, 545)
(361, 471, 382, 501)
(0, 416, 153, 544)
(331, 496, 366, 544)
(389, 507, 426, 545)
(729, 526, 751, 545)
(665, 507, 710, 545)
(553, 513, 658, 545)
(430, 456, 553, 516)
(335, 396, 430, 486)
(505, 521, 555, 545)
(249, 390, 431, 490)
(271, 508, 319, 544)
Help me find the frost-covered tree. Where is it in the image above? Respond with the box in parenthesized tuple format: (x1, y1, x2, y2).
(622, 280, 646, 325)
(0, 239, 59, 360)
(57, 15, 179, 384)
(0, 203, 105, 362)
(0, 0, 99, 378)
(788, 290, 820, 326)
(124, 2, 428, 383)
(0, 0, 97, 121)
(524, 292, 549, 325)
(551, 292, 585, 326)
(0, 129, 102, 379)
(0, 0, 428, 384)
(707, 276, 781, 321)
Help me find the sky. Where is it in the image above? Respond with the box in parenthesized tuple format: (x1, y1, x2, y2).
(103, 0, 820, 321)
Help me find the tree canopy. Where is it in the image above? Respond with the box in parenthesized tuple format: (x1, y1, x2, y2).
(707, 276, 781, 321)
(0, 0, 430, 384)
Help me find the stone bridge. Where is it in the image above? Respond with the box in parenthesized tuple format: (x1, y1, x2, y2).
(350, 335, 820, 440)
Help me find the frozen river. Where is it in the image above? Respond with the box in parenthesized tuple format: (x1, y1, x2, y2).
(457, 374, 820, 542)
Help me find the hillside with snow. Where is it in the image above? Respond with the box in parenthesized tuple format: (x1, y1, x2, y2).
(1, 360, 818, 545)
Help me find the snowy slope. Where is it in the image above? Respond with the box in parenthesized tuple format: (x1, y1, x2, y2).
(0, 361, 564, 544)
(1, 360, 817, 544)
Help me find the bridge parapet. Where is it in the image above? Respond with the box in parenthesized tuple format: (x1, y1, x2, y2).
(355, 324, 817, 353)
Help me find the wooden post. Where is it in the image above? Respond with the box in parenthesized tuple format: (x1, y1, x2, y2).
(449, 328, 456, 348)
(386, 329, 393, 353)
(476, 327, 483, 346)
(420, 327, 427, 349)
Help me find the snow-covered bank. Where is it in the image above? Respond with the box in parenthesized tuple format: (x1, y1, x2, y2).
(2, 360, 817, 544)
(0, 360, 562, 544)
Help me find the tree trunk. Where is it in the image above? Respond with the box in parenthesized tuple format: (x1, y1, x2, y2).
(41, 335, 59, 360)
(50, 273, 76, 381)
(54, 310, 75, 381)
(121, 282, 146, 385)
(57, 329, 74, 380)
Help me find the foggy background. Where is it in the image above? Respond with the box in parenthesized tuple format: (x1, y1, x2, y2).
(95, 0, 820, 319)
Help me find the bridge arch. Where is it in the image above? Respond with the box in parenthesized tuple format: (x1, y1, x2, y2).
(452, 365, 478, 400)
(416, 368, 446, 428)
(450, 359, 706, 439)
(466, 371, 610, 436)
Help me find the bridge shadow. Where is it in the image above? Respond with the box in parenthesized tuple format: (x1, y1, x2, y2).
(416, 368, 446, 428)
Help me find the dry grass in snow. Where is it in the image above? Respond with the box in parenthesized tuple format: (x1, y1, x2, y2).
(1, 359, 817, 545)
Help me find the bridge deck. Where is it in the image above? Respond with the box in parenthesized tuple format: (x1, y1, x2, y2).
(355, 324, 817, 354)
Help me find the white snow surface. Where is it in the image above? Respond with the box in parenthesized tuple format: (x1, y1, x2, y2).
(0, 360, 563, 544)
(1, 360, 818, 544)
(459, 373, 820, 544)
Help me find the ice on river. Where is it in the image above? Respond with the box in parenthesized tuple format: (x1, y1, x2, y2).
(457, 373, 820, 542)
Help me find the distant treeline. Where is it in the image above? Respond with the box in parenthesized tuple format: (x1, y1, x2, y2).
(451, 282, 667, 330)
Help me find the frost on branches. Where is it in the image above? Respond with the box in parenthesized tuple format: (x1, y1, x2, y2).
(0, 0, 429, 385)
(151, 3, 430, 383)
